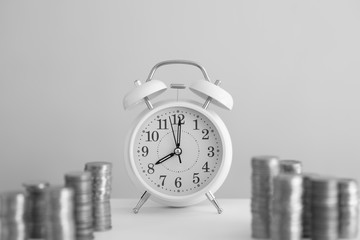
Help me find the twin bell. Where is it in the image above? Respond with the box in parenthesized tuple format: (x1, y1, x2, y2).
(123, 60, 233, 111)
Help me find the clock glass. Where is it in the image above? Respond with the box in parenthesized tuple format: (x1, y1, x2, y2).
(132, 106, 223, 196)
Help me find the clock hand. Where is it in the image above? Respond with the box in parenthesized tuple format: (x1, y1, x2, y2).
(169, 116, 177, 147)
(176, 117, 182, 148)
(169, 116, 182, 164)
(155, 152, 175, 165)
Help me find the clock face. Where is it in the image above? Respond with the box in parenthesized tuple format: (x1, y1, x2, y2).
(132, 106, 223, 196)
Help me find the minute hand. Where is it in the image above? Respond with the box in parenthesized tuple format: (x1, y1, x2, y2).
(176, 119, 182, 147)
(155, 152, 175, 165)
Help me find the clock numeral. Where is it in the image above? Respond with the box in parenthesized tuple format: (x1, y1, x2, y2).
(208, 146, 215, 157)
(141, 146, 149, 157)
(145, 131, 159, 142)
(171, 114, 185, 125)
(193, 119, 199, 130)
(202, 129, 210, 140)
(157, 119, 168, 130)
(193, 173, 200, 184)
(175, 177, 182, 188)
(159, 175, 167, 186)
(202, 162, 210, 172)
(147, 163, 155, 174)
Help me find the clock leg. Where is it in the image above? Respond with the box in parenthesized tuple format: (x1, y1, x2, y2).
(206, 191, 223, 214)
(133, 191, 151, 214)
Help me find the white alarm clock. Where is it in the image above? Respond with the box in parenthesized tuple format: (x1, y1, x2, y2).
(123, 60, 233, 214)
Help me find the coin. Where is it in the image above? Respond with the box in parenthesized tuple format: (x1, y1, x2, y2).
(310, 176, 338, 240)
(251, 155, 280, 239)
(84, 162, 112, 173)
(302, 173, 318, 238)
(44, 186, 76, 240)
(0, 191, 27, 240)
(279, 160, 302, 174)
(65, 171, 94, 239)
(338, 178, 359, 239)
(271, 174, 303, 240)
(85, 162, 112, 232)
(23, 180, 50, 239)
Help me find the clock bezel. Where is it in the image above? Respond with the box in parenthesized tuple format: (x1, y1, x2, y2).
(124, 100, 232, 207)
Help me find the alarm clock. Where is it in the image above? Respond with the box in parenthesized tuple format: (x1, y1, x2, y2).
(123, 60, 233, 214)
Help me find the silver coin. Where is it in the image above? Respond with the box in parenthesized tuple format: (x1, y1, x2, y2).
(310, 176, 340, 240)
(279, 160, 302, 174)
(339, 206, 358, 217)
(302, 173, 314, 238)
(271, 174, 303, 240)
(338, 178, 359, 238)
(84, 162, 112, 173)
(251, 156, 280, 239)
(76, 227, 94, 235)
(84, 162, 112, 232)
(0, 191, 27, 219)
(311, 176, 338, 190)
(2, 223, 27, 240)
(65, 171, 92, 181)
(74, 195, 93, 205)
(44, 186, 76, 240)
(23, 181, 49, 239)
(66, 182, 92, 193)
(93, 225, 112, 232)
(0, 191, 27, 240)
(64, 171, 94, 238)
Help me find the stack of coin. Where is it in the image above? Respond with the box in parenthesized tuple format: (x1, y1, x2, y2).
(271, 174, 303, 240)
(338, 178, 359, 238)
(44, 186, 75, 240)
(85, 162, 112, 231)
(0, 191, 27, 240)
(251, 155, 280, 238)
(279, 160, 302, 174)
(302, 173, 316, 238)
(65, 171, 94, 240)
(311, 176, 338, 240)
(23, 181, 50, 239)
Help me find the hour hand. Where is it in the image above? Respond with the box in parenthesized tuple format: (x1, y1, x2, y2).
(155, 152, 175, 165)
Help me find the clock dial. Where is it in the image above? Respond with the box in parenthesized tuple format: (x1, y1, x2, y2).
(133, 107, 223, 196)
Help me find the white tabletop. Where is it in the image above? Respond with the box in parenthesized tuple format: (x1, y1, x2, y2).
(95, 199, 252, 240)
(95, 199, 360, 240)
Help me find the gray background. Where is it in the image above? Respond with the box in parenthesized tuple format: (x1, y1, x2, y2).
(1, 1, 360, 199)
